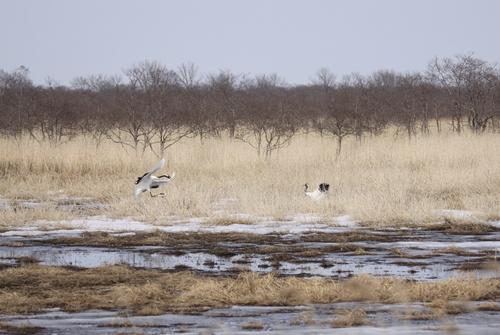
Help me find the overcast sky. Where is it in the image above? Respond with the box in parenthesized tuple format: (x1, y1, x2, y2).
(1, 0, 499, 87)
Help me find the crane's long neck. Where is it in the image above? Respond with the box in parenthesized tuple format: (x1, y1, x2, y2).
(135, 173, 148, 185)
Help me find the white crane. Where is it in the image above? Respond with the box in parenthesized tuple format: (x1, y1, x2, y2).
(134, 158, 175, 197)
(304, 183, 329, 200)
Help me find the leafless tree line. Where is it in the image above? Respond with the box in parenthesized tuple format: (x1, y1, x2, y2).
(1, 54, 499, 157)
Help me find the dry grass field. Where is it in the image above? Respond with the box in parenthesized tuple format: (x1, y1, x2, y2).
(2, 128, 500, 332)
(1, 264, 499, 316)
(2, 127, 500, 227)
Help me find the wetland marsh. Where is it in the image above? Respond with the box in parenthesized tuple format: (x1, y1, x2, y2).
(1, 132, 500, 334)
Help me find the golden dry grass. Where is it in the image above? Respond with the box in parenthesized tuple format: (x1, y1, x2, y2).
(331, 309, 369, 328)
(1, 264, 500, 315)
(475, 301, 500, 311)
(241, 319, 264, 330)
(434, 246, 477, 256)
(2, 127, 500, 227)
(289, 311, 320, 326)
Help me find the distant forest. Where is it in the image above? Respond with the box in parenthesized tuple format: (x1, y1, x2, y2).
(1, 53, 499, 157)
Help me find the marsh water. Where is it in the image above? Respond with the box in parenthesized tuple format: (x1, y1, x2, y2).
(1, 229, 500, 281)
(1, 223, 500, 334)
(1, 197, 500, 334)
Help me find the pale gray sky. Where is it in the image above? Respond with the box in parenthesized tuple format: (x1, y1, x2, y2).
(1, 0, 499, 86)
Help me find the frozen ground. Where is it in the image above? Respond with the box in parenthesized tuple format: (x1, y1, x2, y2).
(2, 303, 500, 335)
(1, 199, 500, 334)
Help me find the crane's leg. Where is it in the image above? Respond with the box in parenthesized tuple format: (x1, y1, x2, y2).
(150, 191, 165, 197)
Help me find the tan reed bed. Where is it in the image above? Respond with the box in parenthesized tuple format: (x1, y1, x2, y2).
(1, 127, 500, 227)
(1, 264, 499, 316)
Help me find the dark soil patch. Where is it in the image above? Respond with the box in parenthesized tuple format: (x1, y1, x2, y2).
(0, 324, 45, 335)
(424, 220, 498, 235)
(386, 248, 436, 259)
(454, 262, 486, 271)
(16, 256, 40, 264)
(390, 261, 432, 267)
(47, 230, 283, 248)
(210, 247, 237, 257)
(320, 243, 366, 253)
(301, 231, 390, 243)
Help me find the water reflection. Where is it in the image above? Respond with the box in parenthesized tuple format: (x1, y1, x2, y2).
(1, 244, 497, 281)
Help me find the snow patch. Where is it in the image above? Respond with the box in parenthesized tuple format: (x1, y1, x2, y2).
(1, 214, 357, 237)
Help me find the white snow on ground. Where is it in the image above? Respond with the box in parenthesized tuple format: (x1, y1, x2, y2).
(2, 208, 500, 242)
(2, 210, 500, 256)
(2, 304, 500, 335)
(1, 214, 358, 237)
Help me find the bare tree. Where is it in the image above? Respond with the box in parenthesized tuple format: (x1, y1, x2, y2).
(108, 68, 147, 152)
(341, 73, 377, 139)
(310, 67, 336, 95)
(110, 61, 192, 156)
(71, 74, 122, 148)
(4, 54, 500, 152)
(177, 63, 220, 143)
(236, 74, 297, 158)
(428, 53, 500, 133)
(29, 78, 80, 146)
(414, 73, 441, 135)
(0, 66, 35, 141)
(342, 71, 392, 138)
(393, 72, 420, 139)
(206, 70, 250, 139)
(319, 83, 359, 156)
(177, 62, 201, 89)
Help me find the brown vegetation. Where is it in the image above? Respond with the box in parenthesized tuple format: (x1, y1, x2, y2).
(2, 54, 499, 153)
(3, 128, 500, 227)
(2, 264, 499, 316)
(331, 309, 369, 328)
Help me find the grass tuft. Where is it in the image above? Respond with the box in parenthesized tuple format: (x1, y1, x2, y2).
(241, 319, 264, 330)
(331, 309, 368, 328)
(1, 265, 500, 315)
